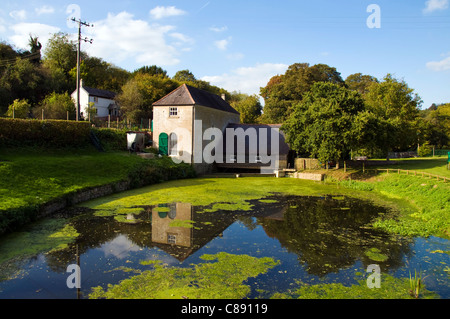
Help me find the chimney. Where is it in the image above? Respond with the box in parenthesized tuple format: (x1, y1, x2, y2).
(221, 93, 226, 101)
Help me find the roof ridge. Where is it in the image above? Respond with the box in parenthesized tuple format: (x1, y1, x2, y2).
(182, 83, 196, 105)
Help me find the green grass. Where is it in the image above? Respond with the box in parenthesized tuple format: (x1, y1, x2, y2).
(373, 156, 450, 178)
(340, 174, 450, 238)
(0, 146, 146, 212)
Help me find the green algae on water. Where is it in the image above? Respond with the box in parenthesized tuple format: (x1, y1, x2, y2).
(89, 252, 280, 299)
(364, 248, 389, 262)
(0, 218, 80, 276)
(272, 275, 438, 299)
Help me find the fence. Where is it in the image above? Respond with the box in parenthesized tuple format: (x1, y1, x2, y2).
(365, 168, 448, 183)
(91, 116, 153, 131)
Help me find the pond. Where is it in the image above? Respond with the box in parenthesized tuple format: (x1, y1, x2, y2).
(0, 179, 449, 299)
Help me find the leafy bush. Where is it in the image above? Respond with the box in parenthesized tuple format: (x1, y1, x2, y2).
(0, 118, 91, 148)
(127, 156, 196, 188)
(92, 128, 128, 151)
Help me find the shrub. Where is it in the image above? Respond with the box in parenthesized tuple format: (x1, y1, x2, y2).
(92, 128, 128, 151)
(0, 118, 91, 148)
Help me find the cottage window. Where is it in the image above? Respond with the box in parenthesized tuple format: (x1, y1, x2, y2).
(169, 107, 178, 117)
(93, 96, 99, 103)
(169, 133, 178, 156)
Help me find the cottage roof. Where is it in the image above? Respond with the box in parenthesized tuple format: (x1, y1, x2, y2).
(153, 84, 239, 115)
(83, 86, 117, 100)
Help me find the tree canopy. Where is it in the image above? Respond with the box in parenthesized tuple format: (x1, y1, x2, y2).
(260, 63, 345, 124)
(282, 82, 366, 163)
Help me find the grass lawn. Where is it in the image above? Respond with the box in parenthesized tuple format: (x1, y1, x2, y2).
(374, 156, 450, 178)
(0, 146, 148, 212)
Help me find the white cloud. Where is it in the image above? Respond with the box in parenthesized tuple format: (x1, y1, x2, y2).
(210, 26, 228, 32)
(214, 37, 231, 51)
(9, 10, 27, 20)
(9, 23, 60, 50)
(426, 56, 450, 71)
(202, 63, 289, 95)
(150, 6, 186, 20)
(35, 5, 55, 15)
(85, 11, 183, 67)
(423, 0, 449, 13)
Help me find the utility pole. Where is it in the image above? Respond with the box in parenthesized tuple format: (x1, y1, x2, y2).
(71, 17, 93, 121)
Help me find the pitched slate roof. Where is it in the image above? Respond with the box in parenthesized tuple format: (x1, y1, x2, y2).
(153, 84, 239, 115)
(83, 86, 117, 100)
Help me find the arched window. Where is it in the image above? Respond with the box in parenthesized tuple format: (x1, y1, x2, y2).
(169, 133, 178, 156)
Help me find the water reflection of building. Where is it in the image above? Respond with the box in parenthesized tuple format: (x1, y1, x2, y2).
(151, 203, 236, 261)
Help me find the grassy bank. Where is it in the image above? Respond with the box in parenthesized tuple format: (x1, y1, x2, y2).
(339, 173, 449, 238)
(0, 146, 195, 234)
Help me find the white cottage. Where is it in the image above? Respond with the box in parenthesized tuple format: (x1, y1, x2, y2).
(71, 80, 119, 120)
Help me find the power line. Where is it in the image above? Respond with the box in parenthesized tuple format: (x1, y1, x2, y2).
(0, 51, 41, 68)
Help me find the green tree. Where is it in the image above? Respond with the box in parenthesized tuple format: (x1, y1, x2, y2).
(5, 99, 31, 118)
(43, 32, 80, 93)
(364, 74, 422, 154)
(33, 92, 76, 120)
(345, 73, 378, 96)
(116, 73, 179, 123)
(420, 103, 450, 148)
(133, 65, 168, 77)
(69, 57, 130, 92)
(229, 93, 262, 124)
(173, 69, 196, 83)
(260, 63, 345, 124)
(0, 57, 46, 109)
(282, 82, 366, 163)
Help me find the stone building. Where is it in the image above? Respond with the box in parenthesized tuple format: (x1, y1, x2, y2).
(152, 84, 290, 174)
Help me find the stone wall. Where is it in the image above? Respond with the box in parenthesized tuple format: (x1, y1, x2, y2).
(38, 180, 131, 218)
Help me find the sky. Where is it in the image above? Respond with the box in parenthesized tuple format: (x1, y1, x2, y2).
(1, 0, 449, 109)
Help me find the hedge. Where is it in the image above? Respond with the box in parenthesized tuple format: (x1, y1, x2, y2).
(0, 118, 91, 148)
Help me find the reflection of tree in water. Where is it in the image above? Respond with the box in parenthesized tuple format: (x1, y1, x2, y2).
(258, 196, 412, 276)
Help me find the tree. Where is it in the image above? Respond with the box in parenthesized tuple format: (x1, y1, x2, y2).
(282, 82, 366, 163)
(364, 74, 422, 154)
(69, 57, 131, 92)
(260, 63, 345, 124)
(133, 65, 168, 78)
(27, 35, 42, 65)
(229, 93, 262, 124)
(345, 73, 378, 96)
(173, 69, 196, 83)
(420, 103, 450, 148)
(33, 92, 76, 120)
(0, 57, 46, 110)
(5, 99, 31, 118)
(116, 73, 179, 123)
(43, 32, 80, 93)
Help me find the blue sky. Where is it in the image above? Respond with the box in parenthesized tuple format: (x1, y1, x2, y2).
(1, 0, 449, 108)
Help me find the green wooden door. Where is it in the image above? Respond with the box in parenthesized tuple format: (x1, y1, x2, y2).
(159, 133, 168, 155)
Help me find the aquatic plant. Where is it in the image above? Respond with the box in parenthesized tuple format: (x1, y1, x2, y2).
(89, 252, 280, 299)
(409, 269, 426, 299)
